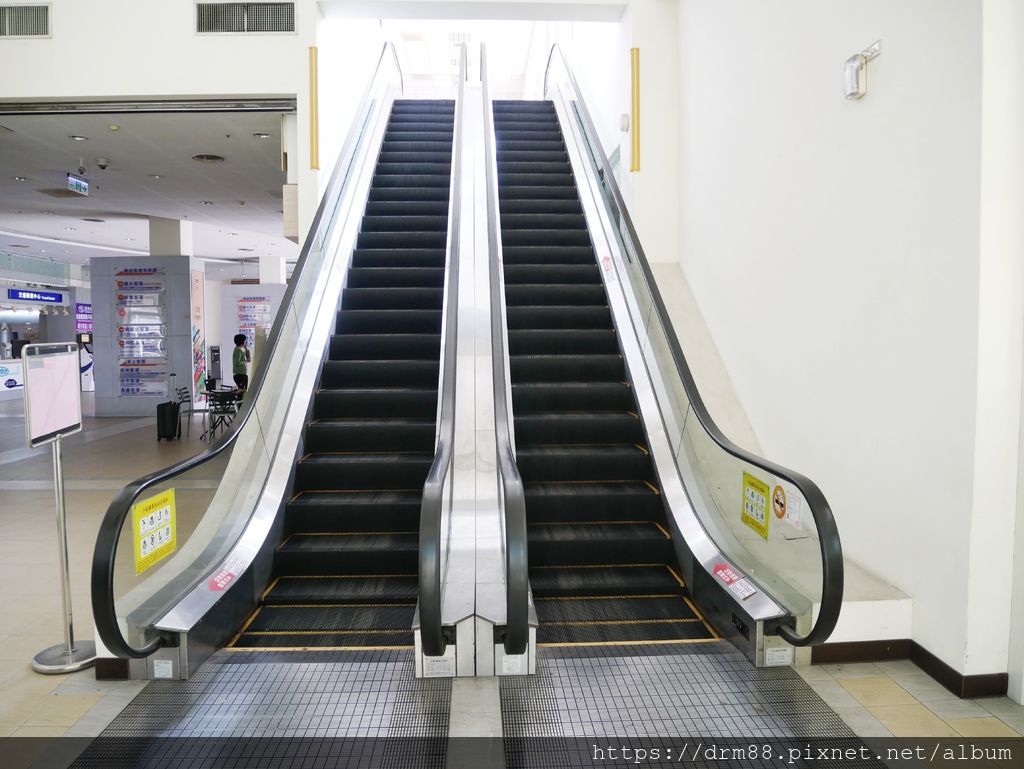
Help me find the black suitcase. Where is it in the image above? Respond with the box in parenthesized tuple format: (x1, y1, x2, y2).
(157, 400, 181, 441)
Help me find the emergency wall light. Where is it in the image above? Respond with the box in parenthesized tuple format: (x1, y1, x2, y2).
(845, 40, 881, 100)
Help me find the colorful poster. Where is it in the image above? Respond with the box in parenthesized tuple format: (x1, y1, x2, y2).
(75, 303, 92, 332)
(133, 489, 176, 575)
(741, 472, 770, 539)
(191, 269, 207, 400)
(119, 359, 167, 397)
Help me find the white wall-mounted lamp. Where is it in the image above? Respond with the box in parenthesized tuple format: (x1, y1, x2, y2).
(845, 40, 881, 100)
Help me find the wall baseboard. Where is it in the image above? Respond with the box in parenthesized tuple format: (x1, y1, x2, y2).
(811, 640, 1008, 699)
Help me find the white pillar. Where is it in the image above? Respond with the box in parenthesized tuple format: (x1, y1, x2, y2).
(149, 217, 194, 257)
(259, 255, 287, 284)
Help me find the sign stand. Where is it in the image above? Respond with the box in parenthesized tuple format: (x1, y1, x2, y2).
(22, 343, 96, 674)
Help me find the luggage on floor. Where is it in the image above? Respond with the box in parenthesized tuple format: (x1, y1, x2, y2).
(157, 400, 181, 441)
(157, 373, 181, 441)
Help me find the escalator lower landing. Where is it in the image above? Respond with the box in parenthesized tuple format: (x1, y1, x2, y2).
(229, 100, 455, 651)
(494, 99, 717, 647)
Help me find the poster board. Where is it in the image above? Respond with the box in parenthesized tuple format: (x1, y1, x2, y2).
(23, 343, 82, 448)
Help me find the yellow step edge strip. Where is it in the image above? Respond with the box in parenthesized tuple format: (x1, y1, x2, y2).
(259, 603, 415, 609)
(539, 638, 720, 648)
(224, 645, 414, 652)
(545, 618, 707, 627)
(535, 594, 684, 602)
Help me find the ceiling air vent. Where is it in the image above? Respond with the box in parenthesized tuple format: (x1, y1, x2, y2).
(0, 5, 50, 37)
(196, 2, 294, 34)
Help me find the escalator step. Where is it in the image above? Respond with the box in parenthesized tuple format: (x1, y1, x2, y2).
(343, 286, 442, 310)
(346, 266, 444, 288)
(536, 620, 714, 645)
(245, 605, 415, 633)
(535, 596, 701, 624)
(507, 329, 618, 355)
(497, 161, 572, 175)
(504, 284, 606, 306)
(336, 309, 442, 334)
(504, 264, 600, 285)
(500, 185, 579, 201)
(506, 305, 611, 330)
(232, 630, 413, 648)
(320, 359, 439, 388)
(501, 246, 596, 266)
(330, 333, 440, 360)
(276, 532, 419, 575)
(350, 248, 446, 268)
(513, 413, 643, 444)
(499, 198, 581, 216)
(360, 214, 450, 232)
(375, 162, 451, 177)
(303, 418, 435, 452)
(363, 199, 449, 216)
(530, 565, 684, 598)
(510, 354, 624, 382)
(498, 173, 576, 188)
(287, 490, 422, 534)
(523, 481, 664, 523)
(355, 230, 448, 250)
(371, 173, 451, 189)
(516, 445, 653, 482)
(367, 185, 450, 202)
(313, 388, 437, 419)
(295, 453, 433, 490)
(265, 575, 418, 604)
(497, 140, 565, 153)
(511, 382, 634, 412)
(528, 522, 675, 565)
(501, 229, 591, 247)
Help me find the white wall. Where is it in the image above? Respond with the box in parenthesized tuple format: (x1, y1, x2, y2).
(677, 1, 997, 674)
(981, 0, 1024, 703)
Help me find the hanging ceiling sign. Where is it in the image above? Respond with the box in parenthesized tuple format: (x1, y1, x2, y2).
(67, 173, 89, 196)
(8, 288, 66, 304)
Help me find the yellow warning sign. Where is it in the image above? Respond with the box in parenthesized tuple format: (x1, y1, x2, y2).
(741, 473, 769, 540)
(133, 489, 176, 575)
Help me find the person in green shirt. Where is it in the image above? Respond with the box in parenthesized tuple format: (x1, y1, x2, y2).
(232, 333, 251, 390)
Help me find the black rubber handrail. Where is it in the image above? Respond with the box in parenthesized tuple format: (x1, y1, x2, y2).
(544, 44, 842, 646)
(418, 43, 467, 658)
(481, 44, 529, 656)
(91, 42, 405, 659)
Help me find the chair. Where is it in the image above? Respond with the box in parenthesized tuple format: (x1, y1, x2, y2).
(205, 389, 239, 442)
(175, 386, 194, 437)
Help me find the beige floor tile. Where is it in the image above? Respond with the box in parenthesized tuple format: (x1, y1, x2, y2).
(0, 635, 66, 661)
(819, 662, 884, 679)
(11, 725, 69, 737)
(0, 658, 31, 685)
(976, 697, 1024, 717)
(0, 693, 53, 727)
(946, 716, 1021, 737)
(23, 694, 103, 727)
(0, 669, 66, 694)
(839, 676, 919, 707)
(0, 726, 14, 736)
(866, 704, 961, 737)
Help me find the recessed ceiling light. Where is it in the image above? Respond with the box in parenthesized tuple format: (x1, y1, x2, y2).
(228, 232, 238, 236)
(10, 244, 28, 248)
(108, 125, 120, 131)
(125, 238, 136, 242)
(238, 248, 255, 252)
(68, 135, 89, 141)
(192, 154, 225, 163)
(64, 227, 76, 231)
(149, 174, 164, 179)
(43, 210, 54, 215)
(202, 201, 213, 205)
(253, 132, 272, 139)
(82, 218, 105, 223)
(13, 176, 29, 181)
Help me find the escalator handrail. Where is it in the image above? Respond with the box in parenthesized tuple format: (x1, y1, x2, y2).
(543, 44, 842, 647)
(418, 43, 467, 658)
(481, 44, 529, 656)
(91, 42, 405, 659)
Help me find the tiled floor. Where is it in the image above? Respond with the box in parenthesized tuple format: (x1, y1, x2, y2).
(0, 395, 1021, 743)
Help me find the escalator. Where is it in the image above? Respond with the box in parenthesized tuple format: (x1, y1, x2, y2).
(493, 100, 717, 646)
(230, 100, 455, 649)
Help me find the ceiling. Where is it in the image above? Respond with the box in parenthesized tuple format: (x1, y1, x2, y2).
(0, 19, 551, 288)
